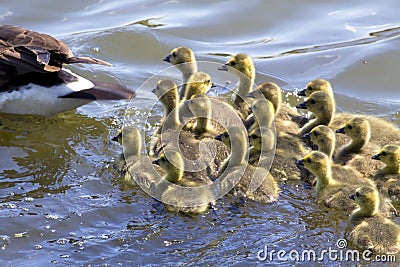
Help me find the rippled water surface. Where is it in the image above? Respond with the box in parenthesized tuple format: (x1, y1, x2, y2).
(1, 1, 400, 266)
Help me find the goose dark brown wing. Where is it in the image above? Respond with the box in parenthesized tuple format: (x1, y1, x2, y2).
(0, 25, 112, 88)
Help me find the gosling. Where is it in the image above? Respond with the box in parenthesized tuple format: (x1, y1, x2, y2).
(347, 186, 400, 254)
(215, 126, 279, 203)
(152, 150, 214, 215)
(295, 151, 395, 216)
(163, 46, 197, 99)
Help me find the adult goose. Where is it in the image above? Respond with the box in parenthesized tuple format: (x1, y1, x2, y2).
(0, 25, 134, 116)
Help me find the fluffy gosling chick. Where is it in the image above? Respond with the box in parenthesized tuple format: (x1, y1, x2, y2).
(118, 126, 164, 188)
(296, 79, 335, 124)
(298, 78, 335, 100)
(372, 145, 400, 203)
(152, 80, 180, 131)
(304, 125, 336, 159)
(247, 98, 275, 134)
(163, 46, 197, 99)
(296, 91, 335, 136)
(247, 81, 300, 135)
(183, 71, 213, 101)
(335, 117, 383, 178)
(297, 83, 400, 147)
(348, 186, 400, 254)
(216, 126, 279, 203)
(296, 151, 377, 213)
(218, 53, 256, 116)
(152, 150, 213, 215)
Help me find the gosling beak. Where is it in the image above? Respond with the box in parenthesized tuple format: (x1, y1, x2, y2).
(336, 127, 346, 134)
(151, 87, 157, 94)
(297, 89, 307, 97)
(372, 154, 381, 160)
(349, 194, 355, 200)
(218, 64, 228, 71)
(302, 132, 311, 140)
(246, 92, 256, 99)
(152, 159, 160, 166)
(211, 83, 216, 88)
(215, 134, 222, 141)
(296, 101, 307, 109)
(295, 159, 305, 167)
(111, 135, 120, 142)
(163, 54, 171, 63)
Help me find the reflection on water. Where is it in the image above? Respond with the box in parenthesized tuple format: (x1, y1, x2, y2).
(1, 0, 400, 266)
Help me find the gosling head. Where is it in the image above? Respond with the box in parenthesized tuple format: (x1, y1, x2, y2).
(296, 91, 334, 119)
(349, 186, 380, 217)
(336, 117, 371, 141)
(248, 82, 282, 114)
(249, 126, 276, 152)
(298, 78, 333, 97)
(218, 53, 255, 80)
(306, 125, 335, 158)
(152, 80, 179, 109)
(184, 72, 213, 100)
(152, 150, 184, 183)
(215, 126, 247, 151)
(296, 151, 330, 177)
(163, 46, 196, 66)
(372, 145, 400, 174)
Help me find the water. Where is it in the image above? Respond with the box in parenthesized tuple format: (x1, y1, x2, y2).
(1, 0, 400, 266)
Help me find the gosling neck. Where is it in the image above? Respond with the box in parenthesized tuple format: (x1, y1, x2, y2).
(162, 105, 180, 130)
(381, 162, 400, 175)
(177, 63, 197, 100)
(300, 109, 334, 136)
(184, 84, 203, 101)
(318, 139, 335, 160)
(193, 117, 210, 135)
(345, 133, 370, 154)
(229, 134, 248, 166)
(350, 201, 379, 225)
(314, 163, 334, 193)
(233, 76, 254, 107)
(123, 129, 141, 158)
(164, 165, 184, 184)
(178, 63, 197, 85)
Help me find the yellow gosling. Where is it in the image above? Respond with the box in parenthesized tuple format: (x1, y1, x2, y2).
(152, 150, 213, 215)
(347, 186, 400, 254)
(163, 46, 197, 99)
(295, 151, 395, 216)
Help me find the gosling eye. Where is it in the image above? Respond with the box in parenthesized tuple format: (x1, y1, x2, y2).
(223, 132, 229, 137)
(306, 158, 312, 163)
(355, 192, 360, 198)
(347, 125, 353, 130)
(313, 131, 318, 136)
(250, 134, 257, 139)
(307, 86, 313, 91)
(172, 52, 177, 57)
(161, 157, 167, 162)
(381, 151, 387, 157)
(230, 61, 236, 66)
(205, 79, 211, 85)
(310, 99, 316, 105)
